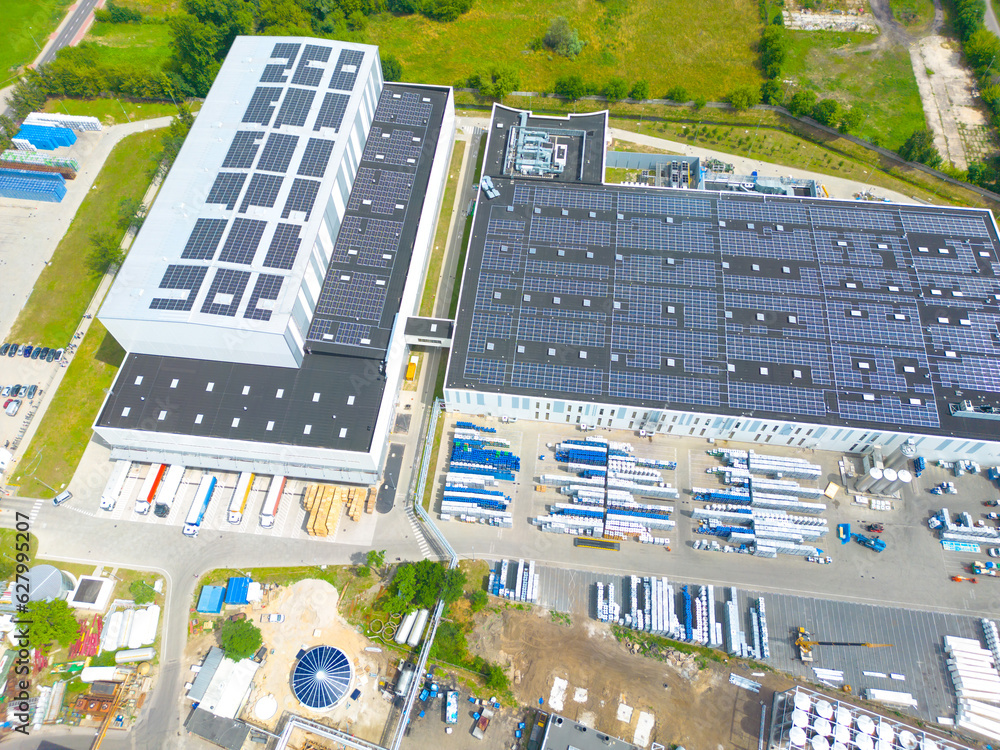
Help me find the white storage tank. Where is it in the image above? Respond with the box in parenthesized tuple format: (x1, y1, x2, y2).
(407, 608, 430, 648)
(395, 611, 417, 645)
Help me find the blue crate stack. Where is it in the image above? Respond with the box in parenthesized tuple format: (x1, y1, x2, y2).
(0, 168, 67, 202)
(15, 124, 77, 151)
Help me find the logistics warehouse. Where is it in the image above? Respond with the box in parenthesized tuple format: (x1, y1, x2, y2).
(444, 104, 1000, 462)
(93, 36, 454, 483)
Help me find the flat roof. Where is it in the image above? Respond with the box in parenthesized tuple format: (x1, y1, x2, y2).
(447, 105, 1000, 441)
(100, 36, 381, 336)
(404, 317, 453, 338)
(306, 85, 449, 358)
(541, 715, 637, 750)
(184, 707, 250, 750)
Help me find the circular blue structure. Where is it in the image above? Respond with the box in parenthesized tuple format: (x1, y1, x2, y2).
(291, 646, 353, 710)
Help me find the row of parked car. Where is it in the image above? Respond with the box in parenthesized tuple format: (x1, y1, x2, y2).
(0, 342, 64, 362)
(1, 384, 39, 417)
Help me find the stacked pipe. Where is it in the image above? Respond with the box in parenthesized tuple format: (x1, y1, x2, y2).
(757, 597, 770, 659)
(983, 619, 1000, 666)
(24, 112, 102, 131)
(692, 486, 826, 514)
(725, 588, 751, 657)
(715, 472, 826, 499)
(709, 448, 822, 480)
(945, 635, 1000, 740)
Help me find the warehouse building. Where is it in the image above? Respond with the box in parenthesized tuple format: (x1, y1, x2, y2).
(444, 105, 1000, 461)
(94, 37, 454, 482)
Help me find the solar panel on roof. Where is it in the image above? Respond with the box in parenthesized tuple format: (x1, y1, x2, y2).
(291, 44, 331, 87)
(218, 218, 267, 265)
(298, 138, 335, 177)
(270, 42, 301, 61)
(347, 168, 412, 215)
(222, 131, 263, 169)
(260, 64, 290, 83)
(315, 272, 388, 322)
(361, 127, 422, 166)
(149, 265, 208, 311)
(256, 133, 299, 173)
(239, 173, 283, 213)
(373, 90, 432, 126)
(313, 92, 349, 131)
(327, 49, 363, 91)
(282, 178, 320, 220)
(206, 172, 247, 210)
(274, 87, 316, 128)
(201, 267, 251, 317)
(242, 87, 282, 126)
(264, 224, 302, 269)
(182, 218, 227, 260)
(244, 273, 284, 321)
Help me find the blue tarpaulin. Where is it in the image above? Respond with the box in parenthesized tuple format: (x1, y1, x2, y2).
(196, 586, 225, 614)
(225, 577, 251, 605)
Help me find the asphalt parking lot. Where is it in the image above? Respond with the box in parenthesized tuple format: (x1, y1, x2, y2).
(435, 415, 1000, 616)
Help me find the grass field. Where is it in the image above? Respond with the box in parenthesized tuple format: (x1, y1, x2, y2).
(0, 0, 73, 87)
(782, 30, 925, 152)
(43, 96, 181, 125)
(888, 0, 937, 30)
(8, 128, 167, 348)
(367, 0, 762, 98)
(83, 20, 174, 69)
(420, 141, 467, 317)
(14, 321, 125, 497)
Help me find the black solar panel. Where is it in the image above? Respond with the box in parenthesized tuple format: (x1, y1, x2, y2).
(239, 173, 284, 213)
(328, 49, 364, 91)
(260, 64, 289, 83)
(264, 224, 302, 270)
(313, 92, 349, 131)
(201, 267, 251, 317)
(261, 43, 300, 84)
(298, 138, 336, 178)
(149, 265, 208, 311)
(282, 178, 320, 220)
(271, 42, 301, 61)
(274, 87, 316, 128)
(242, 87, 282, 126)
(182, 218, 227, 260)
(206, 172, 247, 210)
(244, 273, 284, 321)
(315, 272, 387, 321)
(291, 44, 331, 87)
(257, 133, 299, 173)
(218, 218, 267, 265)
(222, 131, 263, 169)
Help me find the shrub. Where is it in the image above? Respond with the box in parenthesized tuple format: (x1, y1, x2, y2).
(898, 129, 942, 168)
(727, 83, 761, 111)
(665, 85, 688, 102)
(603, 76, 628, 102)
(629, 79, 649, 100)
(218, 619, 262, 661)
(382, 55, 403, 81)
(543, 17, 585, 58)
(554, 74, 587, 100)
(787, 89, 817, 116)
(811, 98, 839, 126)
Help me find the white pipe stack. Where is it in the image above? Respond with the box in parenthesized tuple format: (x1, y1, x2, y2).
(945, 634, 1000, 740)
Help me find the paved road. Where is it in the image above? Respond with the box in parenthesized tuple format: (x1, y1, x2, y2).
(987, 0, 1000, 37)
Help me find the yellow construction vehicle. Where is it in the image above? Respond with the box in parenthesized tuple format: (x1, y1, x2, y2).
(796, 627, 893, 662)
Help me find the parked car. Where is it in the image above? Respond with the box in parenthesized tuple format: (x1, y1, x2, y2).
(52, 490, 72, 506)
(253, 646, 268, 663)
(26, 385, 37, 399)
(0, 386, 10, 398)
(7, 344, 18, 357)
(17, 386, 27, 398)
(37, 347, 49, 360)
(989, 547, 1000, 558)
(0, 344, 8, 356)
(5, 399, 21, 417)
(2, 399, 10, 410)
(22, 345, 32, 358)
(45, 348, 56, 363)
(54, 348, 64, 361)
(16, 344, 26, 356)
(30, 347, 41, 360)
(10, 384, 21, 398)
(260, 613, 285, 623)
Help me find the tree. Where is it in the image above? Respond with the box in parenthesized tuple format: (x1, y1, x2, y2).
(603, 76, 628, 102)
(484, 662, 509, 691)
(182, 0, 254, 56)
(727, 83, 761, 111)
(256, 0, 312, 30)
(811, 98, 839, 127)
(554, 74, 586, 101)
(96, 0, 143, 23)
(117, 197, 148, 234)
(838, 106, 865, 134)
(898, 129, 942, 168)
(381, 54, 403, 81)
(420, 0, 473, 21)
(88, 232, 126, 276)
(24, 600, 79, 650)
(440, 568, 467, 604)
(468, 589, 488, 612)
(130, 579, 156, 605)
(629, 79, 649, 100)
(8, 69, 47, 120)
(760, 79, 784, 105)
(965, 28, 1000, 75)
(543, 17, 584, 58)
(759, 25, 786, 78)
(952, 0, 985, 41)
(366, 549, 386, 575)
(476, 64, 520, 100)
(218, 619, 262, 660)
(157, 105, 196, 177)
(787, 89, 817, 116)
(665, 85, 688, 102)
(691, 95, 707, 110)
(168, 14, 222, 97)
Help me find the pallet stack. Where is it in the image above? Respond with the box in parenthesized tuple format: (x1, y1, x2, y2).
(304, 484, 343, 537)
(365, 487, 376, 514)
(347, 487, 367, 522)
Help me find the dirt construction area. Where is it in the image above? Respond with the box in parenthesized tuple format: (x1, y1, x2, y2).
(468, 606, 796, 749)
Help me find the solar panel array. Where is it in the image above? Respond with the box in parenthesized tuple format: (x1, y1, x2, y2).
(147, 41, 375, 324)
(452, 173, 1000, 435)
(304, 84, 446, 354)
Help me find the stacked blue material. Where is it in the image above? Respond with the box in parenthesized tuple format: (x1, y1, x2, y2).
(15, 124, 77, 150)
(0, 168, 66, 202)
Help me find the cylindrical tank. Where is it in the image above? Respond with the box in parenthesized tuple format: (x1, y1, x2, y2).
(115, 647, 155, 664)
(394, 665, 415, 696)
(881, 467, 899, 493)
(896, 469, 913, 493)
(857, 468, 882, 493)
(407, 608, 430, 648)
(395, 611, 417, 645)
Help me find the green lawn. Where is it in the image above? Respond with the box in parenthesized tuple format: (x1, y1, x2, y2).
(8, 128, 167, 347)
(82, 20, 174, 69)
(888, 0, 936, 30)
(43, 96, 182, 125)
(782, 30, 925, 152)
(14, 321, 125, 498)
(420, 141, 466, 317)
(366, 0, 762, 98)
(0, 0, 73, 87)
